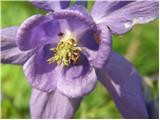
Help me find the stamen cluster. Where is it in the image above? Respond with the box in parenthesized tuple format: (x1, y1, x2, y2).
(47, 38, 81, 66)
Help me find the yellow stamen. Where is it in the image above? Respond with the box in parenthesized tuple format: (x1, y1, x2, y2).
(47, 36, 81, 66)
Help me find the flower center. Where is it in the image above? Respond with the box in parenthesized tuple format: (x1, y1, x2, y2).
(47, 33, 81, 66)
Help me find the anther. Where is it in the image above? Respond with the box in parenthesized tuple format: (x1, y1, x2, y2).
(58, 32, 64, 37)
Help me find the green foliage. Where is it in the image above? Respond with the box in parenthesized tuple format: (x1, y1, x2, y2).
(1, 1, 158, 119)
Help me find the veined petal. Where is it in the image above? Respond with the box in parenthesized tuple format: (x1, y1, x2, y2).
(30, 88, 82, 118)
(96, 52, 148, 118)
(57, 54, 97, 98)
(92, 1, 158, 34)
(29, 0, 70, 12)
(0, 26, 33, 65)
(23, 44, 59, 92)
(17, 14, 60, 51)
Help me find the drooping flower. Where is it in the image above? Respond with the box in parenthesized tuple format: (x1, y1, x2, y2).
(1, 0, 158, 119)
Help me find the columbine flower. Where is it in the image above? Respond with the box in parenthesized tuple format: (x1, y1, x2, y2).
(1, 0, 158, 119)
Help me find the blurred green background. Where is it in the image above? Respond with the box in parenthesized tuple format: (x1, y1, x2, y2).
(1, 1, 159, 119)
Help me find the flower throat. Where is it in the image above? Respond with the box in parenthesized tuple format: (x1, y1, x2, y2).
(47, 33, 81, 66)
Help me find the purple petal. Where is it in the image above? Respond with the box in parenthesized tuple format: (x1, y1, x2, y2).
(78, 29, 100, 66)
(76, 24, 112, 69)
(92, 1, 158, 34)
(30, 88, 81, 118)
(91, 1, 132, 21)
(59, 1, 70, 9)
(1, 26, 33, 64)
(73, 1, 88, 8)
(53, 5, 97, 38)
(57, 54, 97, 98)
(29, 0, 70, 12)
(93, 25, 112, 68)
(17, 14, 61, 51)
(96, 52, 148, 118)
(68, 5, 96, 37)
(23, 44, 59, 92)
(79, 30, 99, 52)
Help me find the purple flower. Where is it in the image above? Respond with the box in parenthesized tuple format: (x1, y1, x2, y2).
(1, 0, 158, 119)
